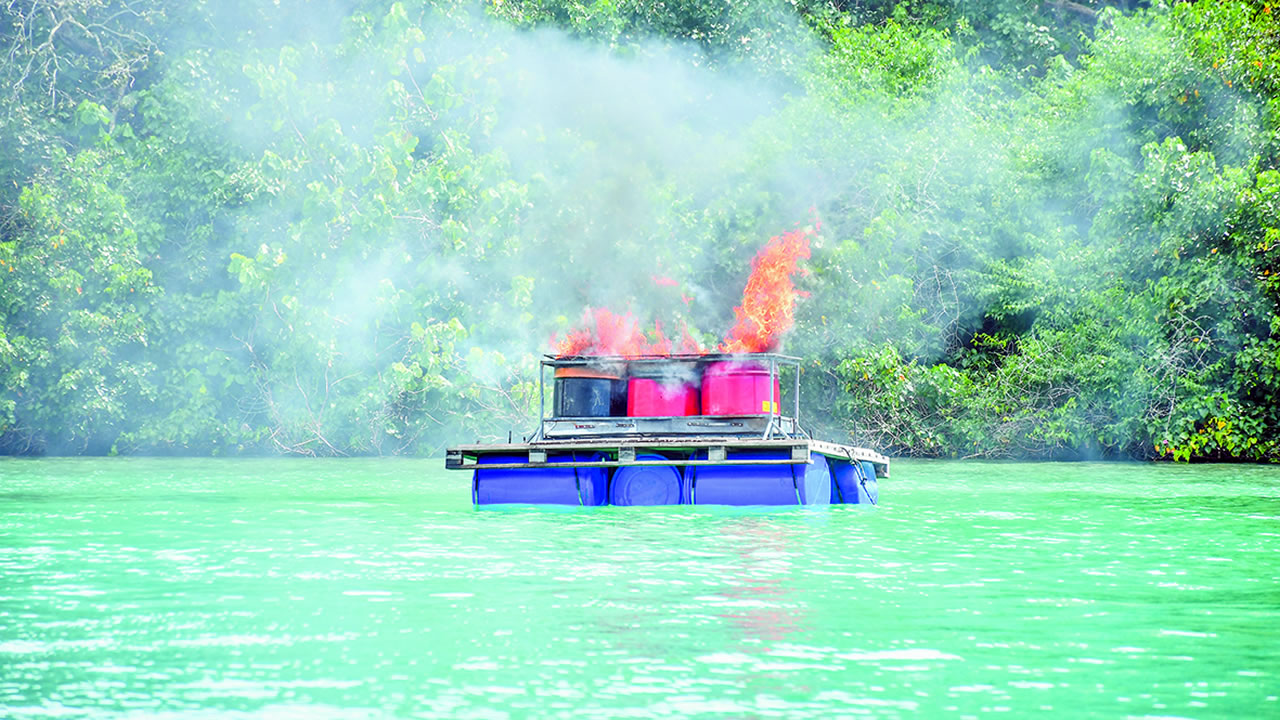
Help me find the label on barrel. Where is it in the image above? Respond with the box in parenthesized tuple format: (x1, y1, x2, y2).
(762, 400, 777, 413)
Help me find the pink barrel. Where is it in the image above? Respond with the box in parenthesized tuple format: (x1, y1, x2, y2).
(627, 377, 700, 416)
(701, 361, 782, 415)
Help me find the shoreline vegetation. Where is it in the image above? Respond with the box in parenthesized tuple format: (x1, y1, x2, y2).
(1, 1, 1277, 462)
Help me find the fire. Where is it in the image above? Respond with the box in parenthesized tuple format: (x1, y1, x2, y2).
(553, 308, 673, 357)
(552, 223, 814, 357)
(719, 226, 813, 353)
(678, 323, 705, 354)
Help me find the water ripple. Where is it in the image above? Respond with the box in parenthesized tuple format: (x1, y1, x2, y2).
(0, 458, 1277, 718)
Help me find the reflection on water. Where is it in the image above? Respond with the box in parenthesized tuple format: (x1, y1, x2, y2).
(716, 519, 807, 644)
(0, 458, 1277, 718)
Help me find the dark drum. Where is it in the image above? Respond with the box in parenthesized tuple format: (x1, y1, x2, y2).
(553, 366, 626, 417)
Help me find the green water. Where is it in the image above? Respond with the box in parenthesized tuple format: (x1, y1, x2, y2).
(1, 459, 1277, 719)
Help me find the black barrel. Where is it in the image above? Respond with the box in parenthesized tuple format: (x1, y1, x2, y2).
(553, 366, 626, 417)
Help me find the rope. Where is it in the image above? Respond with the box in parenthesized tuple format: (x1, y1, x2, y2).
(830, 455, 845, 504)
(789, 462, 802, 505)
(571, 452, 584, 506)
(843, 449, 876, 506)
(857, 461, 877, 506)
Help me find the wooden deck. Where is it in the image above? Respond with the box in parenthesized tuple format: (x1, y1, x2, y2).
(446, 436, 890, 477)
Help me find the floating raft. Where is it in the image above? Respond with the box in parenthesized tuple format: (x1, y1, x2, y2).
(445, 353, 889, 507)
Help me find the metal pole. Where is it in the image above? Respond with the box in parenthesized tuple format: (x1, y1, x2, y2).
(793, 358, 800, 430)
(772, 356, 778, 414)
(533, 359, 546, 442)
(761, 355, 777, 440)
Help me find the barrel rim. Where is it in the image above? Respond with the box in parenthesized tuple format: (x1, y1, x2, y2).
(555, 366, 622, 380)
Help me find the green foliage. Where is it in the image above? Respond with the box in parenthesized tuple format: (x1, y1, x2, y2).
(0, 0, 1277, 462)
(815, 18, 959, 107)
(805, 0, 1280, 462)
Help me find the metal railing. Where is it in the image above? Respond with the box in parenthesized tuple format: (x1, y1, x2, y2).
(530, 352, 807, 442)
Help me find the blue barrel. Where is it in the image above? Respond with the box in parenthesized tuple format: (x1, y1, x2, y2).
(610, 454, 683, 506)
(831, 459, 878, 505)
(860, 460, 880, 505)
(803, 454, 832, 505)
(473, 453, 608, 506)
(684, 450, 831, 506)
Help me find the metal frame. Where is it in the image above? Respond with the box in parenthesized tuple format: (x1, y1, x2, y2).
(531, 352, 805, 443)
(449, 352, 892, 481)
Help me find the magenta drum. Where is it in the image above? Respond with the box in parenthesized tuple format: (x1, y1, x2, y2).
(701, 360, 782, 415)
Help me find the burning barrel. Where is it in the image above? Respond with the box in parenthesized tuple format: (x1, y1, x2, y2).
(626, 362, 700, 417)
(553, 365, 626, 417)
(701, 360, 782, 415)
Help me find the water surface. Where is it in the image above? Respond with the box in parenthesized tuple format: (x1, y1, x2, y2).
(1, 458, 1277, 718)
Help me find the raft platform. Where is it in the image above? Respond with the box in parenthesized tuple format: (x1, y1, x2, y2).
(447, 437, 888, 474)
(445, 353, 888, 506)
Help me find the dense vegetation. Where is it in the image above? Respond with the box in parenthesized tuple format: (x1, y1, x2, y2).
(1, 0, 1277, 461)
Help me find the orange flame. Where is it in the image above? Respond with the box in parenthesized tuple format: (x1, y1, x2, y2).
(678, 322, 705, 354)
(552, 223, 813, 357)
(719, 227, 813, 353)
(553, 308, 673, 357)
